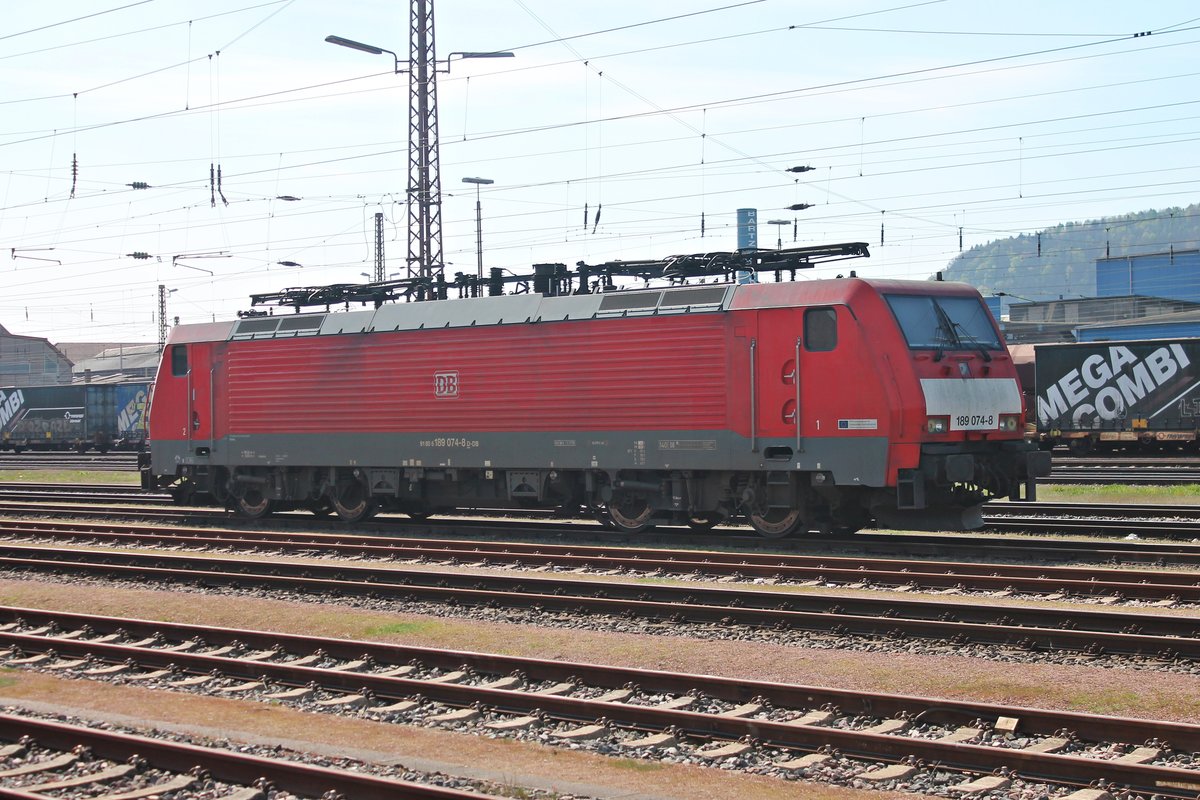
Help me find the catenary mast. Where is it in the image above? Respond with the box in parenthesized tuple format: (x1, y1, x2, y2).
(408, 0, 443, 299)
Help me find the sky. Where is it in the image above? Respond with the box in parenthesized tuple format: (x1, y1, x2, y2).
(1, 0, 1198, 343)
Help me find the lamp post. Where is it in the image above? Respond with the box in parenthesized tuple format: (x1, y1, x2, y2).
(157, 285, 177, 354)
(326, 25, 513, 299)
(461, 177, 493, 279)
(767, 219, 789, 250)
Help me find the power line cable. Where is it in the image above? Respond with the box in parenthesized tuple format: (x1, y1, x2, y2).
(0, 0, 155, 43)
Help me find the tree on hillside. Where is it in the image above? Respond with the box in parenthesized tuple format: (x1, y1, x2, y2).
(940, 204, 1200, 298)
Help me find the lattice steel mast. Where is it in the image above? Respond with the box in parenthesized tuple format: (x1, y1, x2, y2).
(408, 0, 442, 299)
(327, 6, 510, 300)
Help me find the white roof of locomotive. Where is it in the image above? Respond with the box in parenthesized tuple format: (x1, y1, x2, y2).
(171, 282, 735, 344)
(167, 277, 965, 345)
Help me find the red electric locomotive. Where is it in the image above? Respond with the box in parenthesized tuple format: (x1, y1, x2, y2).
(142, 247, 1049, 536)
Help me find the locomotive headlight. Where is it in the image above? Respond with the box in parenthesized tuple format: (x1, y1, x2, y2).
(999, 414, 1021, 431)
(926, 416, 949, 434)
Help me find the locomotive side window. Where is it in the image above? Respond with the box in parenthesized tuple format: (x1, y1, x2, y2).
(885, 294, 1002, 351)
(171, 345, 189, 377)
(804, 307, 837, 351)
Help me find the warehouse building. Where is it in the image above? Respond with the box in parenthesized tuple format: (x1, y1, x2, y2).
(0, 323, 73, 387)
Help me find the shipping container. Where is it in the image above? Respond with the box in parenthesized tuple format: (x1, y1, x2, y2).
(1034, 337, 1200, 454)
(0, 381, 151, 452)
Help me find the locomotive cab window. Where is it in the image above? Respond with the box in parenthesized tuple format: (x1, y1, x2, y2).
(885, 294, 1002, 351)
(171, 345, 189, 377)
(804, 307, 837, 351)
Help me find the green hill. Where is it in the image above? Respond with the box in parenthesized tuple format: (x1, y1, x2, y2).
(940, 203, 1200, 298)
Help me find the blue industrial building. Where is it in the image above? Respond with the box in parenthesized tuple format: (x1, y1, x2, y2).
(1075, 313, 1200, 342)
(1096, 249, 1200, 302)
(996, 249, 1200, 343)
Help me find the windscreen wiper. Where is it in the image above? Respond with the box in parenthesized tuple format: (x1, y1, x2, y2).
(951, 320, 993, 362)
(930, 301, 957, 362)
(931, 300, 993, 363)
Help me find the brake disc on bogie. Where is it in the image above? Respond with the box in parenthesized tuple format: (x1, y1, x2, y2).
(331, 478, 376, 523)
(606, 491, 656, 533)
(233, 487, 273, 519)
(747, 507, 806, 538)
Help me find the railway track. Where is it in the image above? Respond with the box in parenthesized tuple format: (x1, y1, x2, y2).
(9, 480, 1200, 530)
(0, 453, 138, 472)
(0, 710, 493, 799)
(13, 491, 1200, 572)
(1044, 467, 1200, 485)
(1, 543, 1197, 661)
(4, 517, 1200, 605)
(4, 606, 1200, 797)
(22, 482, 1200, 530)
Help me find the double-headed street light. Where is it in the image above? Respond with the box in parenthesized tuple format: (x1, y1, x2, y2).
(461, 177, 494, 279)
(325, 35, 513, 67)
(325, 27, 513, 296)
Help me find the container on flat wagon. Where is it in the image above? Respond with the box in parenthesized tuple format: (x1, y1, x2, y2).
(1034, 338, 1200, 450)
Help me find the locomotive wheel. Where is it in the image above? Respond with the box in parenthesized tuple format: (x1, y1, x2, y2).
(606, 493, 656, 533)
(332, 481, 375, 523)
(748, 508, 805, 538)
(234, 489, 273, 519)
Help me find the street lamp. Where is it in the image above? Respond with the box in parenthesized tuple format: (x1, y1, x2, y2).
(326, 35, 514, 66)
(157, 285, 178, 353)
(767, 219, 789, 250)
(462, 177, 494, 278)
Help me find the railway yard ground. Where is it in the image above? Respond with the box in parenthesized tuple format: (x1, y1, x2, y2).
(2, 459, 1200, 799)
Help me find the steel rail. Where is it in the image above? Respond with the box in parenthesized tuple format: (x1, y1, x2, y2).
(0, 545, 1197, 659)
(12, 483, 1200, 520)
(986, 500, 1200, 519)
(984, 516, 1200, 538)
(13, 492, 1200, 558)
(4, 607, 1200, 796)
(13, 494, 1200, 583)
(1044, 468, 1200, 486)
(3, 518, 1200, 603)
(13, 485, 1200, 544)
(0, 713, 489, 800)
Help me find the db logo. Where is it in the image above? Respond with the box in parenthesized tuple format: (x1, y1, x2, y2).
(434, 371, 459, 398)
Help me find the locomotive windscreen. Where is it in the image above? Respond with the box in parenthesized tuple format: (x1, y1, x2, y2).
(884, 294, 1002, 351)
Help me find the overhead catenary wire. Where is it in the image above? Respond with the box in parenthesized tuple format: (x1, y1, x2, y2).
(3, 3, 1198, 340)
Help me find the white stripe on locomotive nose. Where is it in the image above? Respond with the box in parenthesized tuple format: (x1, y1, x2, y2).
(920, 378, 1022, 429)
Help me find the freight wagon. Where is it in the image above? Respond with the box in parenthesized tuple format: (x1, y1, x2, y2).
(0, 381, 151, 452)
(1034, 337, 1200, 454)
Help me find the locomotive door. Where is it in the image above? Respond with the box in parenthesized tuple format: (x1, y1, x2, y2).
(753, 306, 849, 458)
(752, 308, 806, 458)
(797, 306, 842, 447)
(184, 344, 214, 450)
